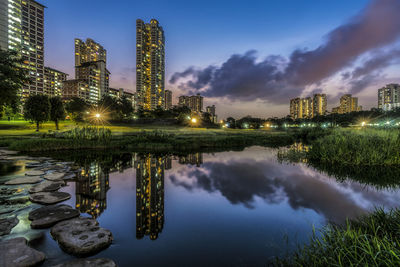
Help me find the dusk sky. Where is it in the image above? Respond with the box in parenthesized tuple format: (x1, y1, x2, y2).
(43, 0, 400, 119)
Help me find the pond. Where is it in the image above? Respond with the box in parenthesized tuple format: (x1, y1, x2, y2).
(1, 146, 400, 266)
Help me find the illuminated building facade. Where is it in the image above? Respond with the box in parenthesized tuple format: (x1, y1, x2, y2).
(44, 67, 67, 96)
(73, 38, 110, 104)
(0, 0, 45, 99)
(332, 94, 362, 114)
(178, 94, 203, 113)
(378, 84, 400, 111)
(290, 97, 312, 119)
(312, 94, 327, 117)
(62, 79, 90, 100)
(164, 89, 172, 110)
(135, 154, 165, 240)
(206, 105, 218, 123)
(75, 162, 110, 219)
(136, 19, 165, 110)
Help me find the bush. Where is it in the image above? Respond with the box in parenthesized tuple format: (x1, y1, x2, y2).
(62, 126, 112, 141)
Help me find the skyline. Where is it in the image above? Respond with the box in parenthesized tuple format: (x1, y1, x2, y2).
(43, 0, 400, 118)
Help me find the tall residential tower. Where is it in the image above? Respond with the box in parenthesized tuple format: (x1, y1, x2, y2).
(0, 0, 45, 98)
(136, 19, 165, 110)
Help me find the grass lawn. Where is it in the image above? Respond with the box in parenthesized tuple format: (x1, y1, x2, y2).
(0, 120, 285, 137)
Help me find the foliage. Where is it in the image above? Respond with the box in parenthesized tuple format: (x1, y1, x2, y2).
(49, 96, 65, 130)
(0, 50, 29, 114)
(62, 126, 111, 141)
(308, 129, 400, 165)
(23, 94, 50, 131)
(274, 209, 400, 267)
(65, 97, 90, 123)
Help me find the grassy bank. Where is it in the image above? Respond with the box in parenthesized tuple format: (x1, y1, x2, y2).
(3, 128, 293, 153)
(274, 209, 400, 266)
(308, 128, 400, 166)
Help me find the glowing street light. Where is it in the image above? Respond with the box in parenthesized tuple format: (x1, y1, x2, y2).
(191, 118, 197, 123)
(361, 121, 366, 127)
(95, 113, 101, 118)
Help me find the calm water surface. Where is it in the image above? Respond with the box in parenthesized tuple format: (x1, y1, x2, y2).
(2, 146, 400, 266)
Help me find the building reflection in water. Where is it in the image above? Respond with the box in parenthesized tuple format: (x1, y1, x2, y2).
(75, 162, 110, 218)
(73, 152, 203, 240)
(178, 153, 203, 167)
(135, 154, 166, 240)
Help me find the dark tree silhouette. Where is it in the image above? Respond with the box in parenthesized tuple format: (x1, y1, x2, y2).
(24, 94, 50, 131)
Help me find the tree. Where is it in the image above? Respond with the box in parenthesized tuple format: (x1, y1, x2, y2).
(0, 50, 29, 114)
(65, 97, 89, 123)
(119, 96, 134, 120)
(98, 95, 119, 120)
(49, 97, 65, 130)
(24, 94, 50, 131)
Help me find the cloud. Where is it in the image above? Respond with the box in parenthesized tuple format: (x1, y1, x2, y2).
(169, 0, 400, 103)
(169, 159, 369, 223)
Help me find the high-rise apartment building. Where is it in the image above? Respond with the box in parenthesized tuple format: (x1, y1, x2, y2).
(108, 87, 136, 109)
(290, 94, 327, 119)
(73, 38, 109, 104)
(44, 67, 67, 97)
(206, 105, 217, 123)
(0, 0, 45, 98)
(332, 94, 361, 114)
(312, 94, 327, 117)
(290, 97, 312, 119)
(136, 19, 165, 110)
(164, 90, 172, 110)
(178, 94, 203, 113)
(378, 84, 400, 111)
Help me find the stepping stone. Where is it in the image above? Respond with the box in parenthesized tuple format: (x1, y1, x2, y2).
(29, 192, 71, 205)
(51, 217, 113, 256)
(0, 150, 18, 155)
(29, 180, 64, 193)
(29, 205, 80, 229)
(5, 176, 42, 185)
(44, 172, 65, 181)
(53, 258, 117, 267)
(0, 216, 19, 236)
(25, 170, 44, 176)
(63, 173, 76, 180)
(0, 237, 45, 267)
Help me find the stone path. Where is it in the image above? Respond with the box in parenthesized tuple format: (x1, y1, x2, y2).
(0, 237, 45, 267)
(0, 216, 19, 236)
(29, 205, 80, 229)
(29, 191, 71, 205)
(51, 217, 113, 256)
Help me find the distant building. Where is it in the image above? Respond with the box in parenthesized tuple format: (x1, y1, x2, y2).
(44, 67, 68, 97)
(290, 94, 327, 119)
(312, 94, 327, 117)
(136, 19, 165, 110)
(178, 94, 203, 113)
(378, 84, 400, 111)
(206, 105, 218, 123)
(0, 0, 45, 99)
(164, 90, 172, 110)
(71, 38, 110, 104)
(332, 94, 362, 114)
(108, 87, 136, 109)
(62, 79, 90, 101)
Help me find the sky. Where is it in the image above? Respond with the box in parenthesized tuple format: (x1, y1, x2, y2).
(42, 0, 400, 119)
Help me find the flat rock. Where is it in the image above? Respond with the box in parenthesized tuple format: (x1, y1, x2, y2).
(51, 217, 113, 256)
(5, 176, 42, 185)
(0, 237, 45, 267)
(30, 192, 71, 205)
(44, 172, 65, 181)
(53, 258, 117, 267)
(0, 216, 19, 236)
(29, 205, 80, 229)
(0, 150, 18, 155)
(25, 170, 44, 176)
(29, 180, 64, 193)
(62, 173, 76, 181)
